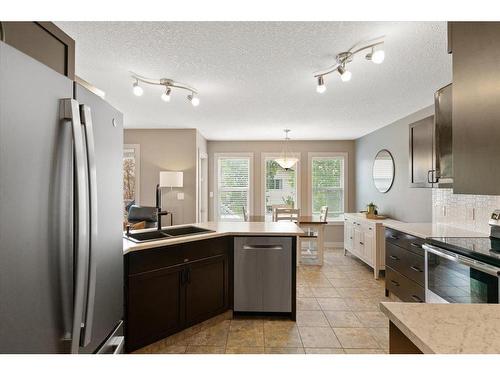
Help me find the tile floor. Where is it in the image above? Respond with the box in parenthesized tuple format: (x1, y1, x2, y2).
(134, 248, 391, 354)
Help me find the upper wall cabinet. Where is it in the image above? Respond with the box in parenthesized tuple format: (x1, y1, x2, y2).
(0, 22, 75, 79)
(409, 115, 435, 188)
(449, 22, 500, 195)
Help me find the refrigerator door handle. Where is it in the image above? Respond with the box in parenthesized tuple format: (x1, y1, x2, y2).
(60, 98, 89, 354)
(80, 104, 98, 347)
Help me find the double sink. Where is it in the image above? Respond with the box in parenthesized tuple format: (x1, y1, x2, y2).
(124, 225, 214, 243)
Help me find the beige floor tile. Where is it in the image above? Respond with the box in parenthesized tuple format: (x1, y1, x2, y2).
(141, 345, 187, 354)
(296, 310, 329, 327)
(316, 297, 349, 311)
(323, 272, 348, 280)
(344, 348, 386, 354)
(226, 320, 264, 348)
(185, 346, 226, 354)
(297, 286, 314, 297)
(328, 278, 364, 288)
(354, 311, 389, 328)
(264, 321, 302, 348)
(333, 328, 380, 349)
(298, 326, 341, 348)
(185, 320, 230, 346)
(324, 310, 363, 328)
(335, 287, 370, 299)
(297, 297, 321, 311)
(307, 279, 333, 288)
(369, 327, 389, 349)
(305, 348, 345, 354)
(311, 287, 340, 298)
(265, 347, 305, 354)
(345, 298, 381, 312)
(225, 346, 265, 354)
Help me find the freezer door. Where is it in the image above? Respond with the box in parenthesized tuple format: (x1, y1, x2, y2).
(0, 42, 75, 353)
(75, 84, 124, 354)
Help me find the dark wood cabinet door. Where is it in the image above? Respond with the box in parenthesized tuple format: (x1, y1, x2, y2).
(126, 264, 185, 352)
(185, 254, 229, 326)
(409, 115, 435, 188)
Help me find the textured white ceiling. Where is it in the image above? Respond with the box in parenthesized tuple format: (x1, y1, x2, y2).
(56, 21, 451, 140)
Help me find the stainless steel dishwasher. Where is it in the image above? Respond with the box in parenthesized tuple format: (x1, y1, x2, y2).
(234, 237, 292, 313)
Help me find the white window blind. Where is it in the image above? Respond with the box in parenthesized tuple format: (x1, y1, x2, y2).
(311, 156, 345, 218)
(217, 157, 251, 221)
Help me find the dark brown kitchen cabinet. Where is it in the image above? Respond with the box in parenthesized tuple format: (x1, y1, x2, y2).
(408, 115, 435, 187)
(448, 22, 500, 195)
(0, 22, 75, 79)
(185, 254, 229, 326)
(127, 265, 185, 351)
(124, 237, 231, 352)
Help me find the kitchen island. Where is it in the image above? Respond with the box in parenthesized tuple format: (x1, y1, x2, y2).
(380, 302, 500, 354)
(123, 221, 303, 353)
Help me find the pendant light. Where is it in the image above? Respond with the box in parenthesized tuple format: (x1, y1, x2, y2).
(275, 129, 299, 170)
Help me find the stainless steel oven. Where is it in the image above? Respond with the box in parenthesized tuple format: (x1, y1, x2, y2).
(423, 244, 500, 303)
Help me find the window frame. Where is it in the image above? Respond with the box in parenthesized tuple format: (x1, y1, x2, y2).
(213, 152, 254, 221)
(123, 143, 141, 206)
(261, 152, 301, 219)
(307, 152, 348, 219)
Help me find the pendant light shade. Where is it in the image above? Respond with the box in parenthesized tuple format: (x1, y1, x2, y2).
(275, 129, 299, 170)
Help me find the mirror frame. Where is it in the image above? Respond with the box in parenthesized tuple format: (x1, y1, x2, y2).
(372, 149, 395, 193)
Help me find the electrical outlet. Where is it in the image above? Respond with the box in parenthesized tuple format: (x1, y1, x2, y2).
(177, 192, 184, 200)
(209, 191, 214, 198)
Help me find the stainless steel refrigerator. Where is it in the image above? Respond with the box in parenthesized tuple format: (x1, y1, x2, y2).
(0, 41, 124, 354)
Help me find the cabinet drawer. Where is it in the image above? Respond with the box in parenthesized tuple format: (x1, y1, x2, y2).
(385, 228, 425, 256)
(386, 266, 425, 303)
(386, 242, 424, 286)
(127, 236, 231, 275)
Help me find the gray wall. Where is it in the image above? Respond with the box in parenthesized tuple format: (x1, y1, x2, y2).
(355, 106, 434, 222)
(124, 129, 197, 225)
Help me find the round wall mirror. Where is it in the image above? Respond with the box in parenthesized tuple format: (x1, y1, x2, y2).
(372, 149, 394, 193)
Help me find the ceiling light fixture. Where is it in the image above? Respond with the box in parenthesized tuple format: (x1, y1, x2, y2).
(275, 129, 299, 170)
(161, 87, 172, 102)
(132, 80, 144, 96)
(130, 72, 199, 107)
(316, 76, 326, 93)
(313, 37, 385, 91)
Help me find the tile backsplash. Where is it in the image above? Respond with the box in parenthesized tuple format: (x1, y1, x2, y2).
(432, 188, 500, 234)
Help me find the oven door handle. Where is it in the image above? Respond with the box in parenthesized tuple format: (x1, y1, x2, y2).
(423, 244, 500, 277)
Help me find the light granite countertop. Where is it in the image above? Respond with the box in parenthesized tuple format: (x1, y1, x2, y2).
(380, 302, 500, 354)
(382, 221, 486, 239)
(123, 221, 304, 254)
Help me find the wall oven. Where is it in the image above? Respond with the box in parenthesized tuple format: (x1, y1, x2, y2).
(423, 243, 500, 303)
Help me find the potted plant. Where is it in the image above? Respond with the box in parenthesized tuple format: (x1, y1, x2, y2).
(367, 202, 377, 216)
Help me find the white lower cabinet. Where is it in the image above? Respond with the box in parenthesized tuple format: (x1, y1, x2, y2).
(343, 213, 385, 279)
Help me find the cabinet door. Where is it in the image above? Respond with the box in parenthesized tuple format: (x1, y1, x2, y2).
(363, 229, 374, 266)
(409, 116, 435, 187)
(126, 264, 185, 352)
(450, 22, 500, 195)
(185, 254, 229, 326)
(353, 226, 364, 258)
(344, 220, 354, 251)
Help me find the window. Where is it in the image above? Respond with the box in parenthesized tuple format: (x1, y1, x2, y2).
(309, 153, 347, 219)
(262, 153, 300, 221)
(123, 144, 141, 216)
(214, 153, 253, 221)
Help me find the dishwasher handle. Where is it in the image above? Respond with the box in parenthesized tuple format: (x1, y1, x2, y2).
(242, 245, 284, 251)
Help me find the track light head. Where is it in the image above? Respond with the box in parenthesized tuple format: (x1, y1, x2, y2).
(316, 76, 326, 93)
(337, 65, 352, 82)
(366, 47, 385, 64)
(132, 80, 144, 96)
(187, 93, 200, 107)
(161, 87, 172, 102)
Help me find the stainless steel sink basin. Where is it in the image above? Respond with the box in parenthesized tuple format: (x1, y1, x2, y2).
(124, 226, 214, 243)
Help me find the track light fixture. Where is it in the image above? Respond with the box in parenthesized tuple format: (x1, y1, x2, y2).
(130, 72, 199, 107)
(313, 37, 385, 92)
(316, 76, 326, 93)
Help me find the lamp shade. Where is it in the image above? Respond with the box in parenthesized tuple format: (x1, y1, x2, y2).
(159, 171, 183, 188)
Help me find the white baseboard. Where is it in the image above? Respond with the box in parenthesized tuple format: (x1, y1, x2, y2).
(325, 241, 343, 248)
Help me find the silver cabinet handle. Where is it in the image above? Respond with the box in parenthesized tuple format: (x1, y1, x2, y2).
(60, 98, 88, 354)
(410, 265, 423, 273)
(243, 245, 284, 250)
(80, 104, 97, 347)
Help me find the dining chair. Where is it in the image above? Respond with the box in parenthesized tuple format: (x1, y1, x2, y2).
(242, 206, 249, 222)
(319, 206, 329, 223)
(274, 208, 300, 223)
(271, 204, 292, 221)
